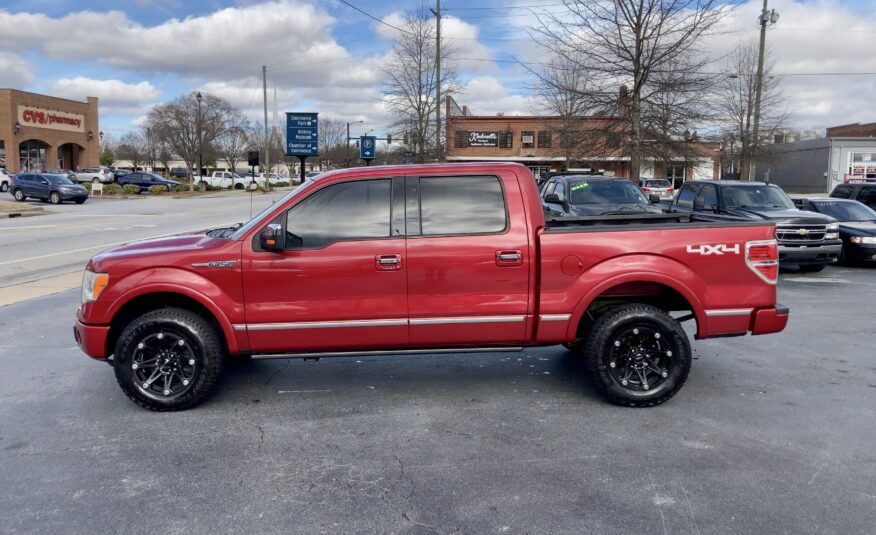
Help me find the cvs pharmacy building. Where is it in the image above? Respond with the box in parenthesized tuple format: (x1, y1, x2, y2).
(0, 89, 100, 173)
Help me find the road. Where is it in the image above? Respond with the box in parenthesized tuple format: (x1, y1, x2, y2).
(1, 267, 874, 534)
(0, 190, 288, 302)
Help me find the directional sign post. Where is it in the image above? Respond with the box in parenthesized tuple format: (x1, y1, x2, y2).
(359, 135, 376, 166)
(286, 112, 319, 184)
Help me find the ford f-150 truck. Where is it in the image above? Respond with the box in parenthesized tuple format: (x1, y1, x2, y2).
(74, 163, 788, 411)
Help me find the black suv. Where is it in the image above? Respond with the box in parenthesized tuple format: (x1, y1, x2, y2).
(668, 180, 841, 271)
(540, 175, 665, 217)
(830, 182, 876, 210)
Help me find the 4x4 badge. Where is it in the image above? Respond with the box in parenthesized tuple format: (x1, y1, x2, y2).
(686, 244, 740, 256)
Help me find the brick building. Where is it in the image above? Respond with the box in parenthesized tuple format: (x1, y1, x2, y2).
(0, 89, 100, 174)
(445, 93, 720, 182)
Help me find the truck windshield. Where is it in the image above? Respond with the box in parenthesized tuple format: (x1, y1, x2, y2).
(722, 186, 795, 210)
(811, 200, 876, 221)
(569, 180, 649, 205)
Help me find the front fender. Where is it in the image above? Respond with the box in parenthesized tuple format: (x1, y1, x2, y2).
(565, 254, 707, 340)
(103, 267, 243, 354)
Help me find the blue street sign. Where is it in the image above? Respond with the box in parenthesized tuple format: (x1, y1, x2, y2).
(286, 112, 319, 157)
(360, 135, 376, 160)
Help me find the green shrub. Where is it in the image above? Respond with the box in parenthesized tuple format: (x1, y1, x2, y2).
(122, 184, 141, 195)
(275, 181, 290, 187)
(102, 184, 121, 194)
(148, 184, 169, 194)
(82, 182, 92, 192)
(173, 185, 188, 193)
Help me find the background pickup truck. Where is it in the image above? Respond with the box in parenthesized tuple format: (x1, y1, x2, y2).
(75, 163, 788, 411)
(668, 180, 842, 272)
(194, 171, 252, 190)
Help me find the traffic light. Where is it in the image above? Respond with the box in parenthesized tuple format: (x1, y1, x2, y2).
(387, 134, 392, 144)
(356, 140, 360, 148)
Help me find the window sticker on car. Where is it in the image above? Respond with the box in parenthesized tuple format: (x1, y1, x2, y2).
(571, 182, 589, 191)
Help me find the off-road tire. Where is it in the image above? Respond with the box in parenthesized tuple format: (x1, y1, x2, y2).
(114, 307, 224, 411)
(582, 303, 691, 407)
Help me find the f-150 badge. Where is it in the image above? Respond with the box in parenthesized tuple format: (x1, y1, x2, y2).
(686, 244, 740, 255)
(191, 261, 237, 268)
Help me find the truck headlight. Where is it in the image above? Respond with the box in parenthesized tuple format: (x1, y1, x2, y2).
(81, 270, 109, 303)
(850, 236, 876, 245)
(825, 232, 839, 239)
(826, 223, 839, 231)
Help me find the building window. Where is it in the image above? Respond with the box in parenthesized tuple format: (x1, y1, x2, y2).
(499, 131, 513, 149)
(455, 130, 469, 149)
(559, 132, 575, 149)
(606, 132, 621, 149)
(521, 131, 535, 149)
(537, 131, 552, 149)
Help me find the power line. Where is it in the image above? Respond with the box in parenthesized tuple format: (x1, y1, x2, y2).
(444, 2, 566, 10)
(336, 0, 413, 35)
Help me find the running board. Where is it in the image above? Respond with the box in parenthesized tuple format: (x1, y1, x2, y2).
(251, 347, 525, 360)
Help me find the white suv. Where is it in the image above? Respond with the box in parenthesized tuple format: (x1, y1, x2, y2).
(0, 168, 10, 192)
(75, 167, 115, 184)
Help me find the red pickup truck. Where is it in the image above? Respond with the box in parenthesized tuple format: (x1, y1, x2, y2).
(75, 163, 788, 411)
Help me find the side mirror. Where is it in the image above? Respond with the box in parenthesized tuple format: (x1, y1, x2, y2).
(693, 197, 705, 211)
(649, 193, 661, 204)
(259, 223, 283, 251)
(544, 193, 562, 204)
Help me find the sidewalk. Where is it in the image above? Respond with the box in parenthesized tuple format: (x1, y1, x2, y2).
(0, 200, 43, 218)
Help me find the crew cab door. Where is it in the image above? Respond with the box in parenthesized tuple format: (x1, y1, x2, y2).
(404, 172, 531, 346)
(241, 177, 408, 353)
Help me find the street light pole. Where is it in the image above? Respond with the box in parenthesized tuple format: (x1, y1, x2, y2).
(346, 120, 364, 167)
(196, 91, 203, 192)
(750, 0, 779, 181)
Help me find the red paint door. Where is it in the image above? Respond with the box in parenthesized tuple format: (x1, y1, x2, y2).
(404, 173, 531, 346)
(241, 177, 409, 353)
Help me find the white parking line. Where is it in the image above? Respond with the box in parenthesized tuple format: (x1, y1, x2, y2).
(0, 224, 58, 230)
(0, 222, 235, 267)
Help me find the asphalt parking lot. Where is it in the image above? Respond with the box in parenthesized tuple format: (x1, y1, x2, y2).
(1, 266, 875, 534)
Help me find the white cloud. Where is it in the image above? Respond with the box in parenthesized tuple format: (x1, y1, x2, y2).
(455, 76, 540, 116)
(0, 54, 34, 87)
(52, 77, 161, 106)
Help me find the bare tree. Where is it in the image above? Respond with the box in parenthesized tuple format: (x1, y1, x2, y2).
(716, 40, 787, 180)
(383, 4, 459, 163)
(247, 123, 286, 174)
(216, 121, 250, 173)
(146, 92, 239, 190)
(116, 130, 148, 171)
(533, 0, 726, 178)
(318, 116, 349, 168)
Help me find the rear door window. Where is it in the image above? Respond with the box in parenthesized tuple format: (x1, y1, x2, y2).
(696, 184, 718, 210)
(417, 176, 507, 236)
(676, 184, 698, 208)
(857, 186, 876, 205)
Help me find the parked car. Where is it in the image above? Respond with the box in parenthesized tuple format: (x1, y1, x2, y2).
(668, 180, 841, 271)
(304, 171, 321, 182)
(195, 171, 249, 190)
(46, 169, 77, 181)
(541, 175, 665, 217)
(797, 198, 876, 264)
(169, 167, 189, 179)
(0, 168, 10, 192)
(10, 173, 88, 204)
(117, 172, 183, 193)
(75, 167, 114, 184)
(639, 178, 675, 201)
(74, 162, 788, 411)
(112, 169, 132, 181)
(830, 182, 876, 210)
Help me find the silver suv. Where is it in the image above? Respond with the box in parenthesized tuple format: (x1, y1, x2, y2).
(0, 168, 10, 192)
(75, 167, 115, 184)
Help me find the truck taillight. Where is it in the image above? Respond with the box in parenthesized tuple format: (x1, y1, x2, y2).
(746, 240, 778, 284)
(642, 187, 650, 193)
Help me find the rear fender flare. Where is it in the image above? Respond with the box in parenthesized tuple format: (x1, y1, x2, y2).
(567, 255, 707, 339)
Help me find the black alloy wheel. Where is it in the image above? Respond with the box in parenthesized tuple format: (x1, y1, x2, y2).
(583, 303, 691, 407)
(114, 307, 224, 411)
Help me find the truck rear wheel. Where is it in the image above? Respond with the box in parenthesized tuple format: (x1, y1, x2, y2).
(113, 307, 224, 411)
(582, 303, 691, 407)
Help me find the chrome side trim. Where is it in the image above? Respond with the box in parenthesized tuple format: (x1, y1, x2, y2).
(539, 314, 571, 321)
(244, 318, 408, 331)
(252, 347, 525, 360)
(232, 324, 247, 331)
(409, 315, 525, 325)
(705, 308, 753, 317)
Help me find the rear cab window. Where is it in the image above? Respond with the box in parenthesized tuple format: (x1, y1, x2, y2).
(675, 184, 699, 208)
(831, 185, 854, 199)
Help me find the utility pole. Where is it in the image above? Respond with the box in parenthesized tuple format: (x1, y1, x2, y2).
(750, 0, 779, 181)
(263, 65, 270, 186)
(431, 0, 442, 161)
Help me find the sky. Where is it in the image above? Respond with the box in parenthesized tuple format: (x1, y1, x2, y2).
(1, 0, 874, 140)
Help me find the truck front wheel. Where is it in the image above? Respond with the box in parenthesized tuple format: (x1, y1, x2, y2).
(582, 303, 691, 407)
(113, 307, 224, 411)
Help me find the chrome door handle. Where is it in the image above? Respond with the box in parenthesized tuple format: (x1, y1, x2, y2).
(377, 257, 401, 265)
(496, 252, 522, 261)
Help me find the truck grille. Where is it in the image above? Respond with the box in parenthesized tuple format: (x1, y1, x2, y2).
(776, 224, 827, 243)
